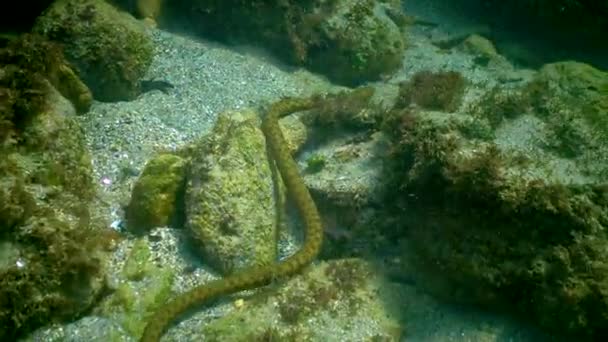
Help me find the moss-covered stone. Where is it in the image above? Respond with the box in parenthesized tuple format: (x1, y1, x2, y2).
(500, 62, 608, 171)
(0, 34, 92, 115)
(382, 82, 608, 340)
(534, 61, 608, 136)
(125, 153, 187, 232)
(33, 0, 154, 101)
(306, 86, 380, 129)
(185, 109, 278, 275)
(122, 237, 152, 281)
(0, 35, 110, 340)
(467, 61, 608, 177)
(461, 34, 499, 60)
(304, 0, 406, 85)
(397, 70, 467, 112)
(53, 63, 93, 114)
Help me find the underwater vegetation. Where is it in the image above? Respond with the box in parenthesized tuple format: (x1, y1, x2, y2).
(96, 237, 176, 339)
(307, 85, 380, 128)
(381, 63, 608, 339)
(103, 39, 608, 340)
(0, 34, 112, 340)
(396, 70, 466, 112)
(2, 1, 606, 340)
(120, 86, 391, 338)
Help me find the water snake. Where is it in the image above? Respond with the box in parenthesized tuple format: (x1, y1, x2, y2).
(140, 97, 324, 341)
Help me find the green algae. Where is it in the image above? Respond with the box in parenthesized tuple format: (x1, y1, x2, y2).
(101, 237, 175, 340)
(122, 237, 152, 281)
(126, 154, 187, 232)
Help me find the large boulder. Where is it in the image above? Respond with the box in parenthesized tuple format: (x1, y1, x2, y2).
(33, 0, 154, 101)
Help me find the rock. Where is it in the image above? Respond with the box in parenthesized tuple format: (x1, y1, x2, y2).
(301, 131, 389, 208)
(125, 153, 187, 232)
(307, 0, 406, 85)
(459, 33, 512, 69)
(461, 34, 498, 58)
(27, 316, 134, 342)
(97, 236, 177, 339)
(381, 66, 608, 339)
(537, 61, 608, 111)
(33, 0, 154, 101)
(186, 109, 278, 274)
(0, 35, 110, 339)
(526, 61, 608, 163)
(0, 34, 93, 115)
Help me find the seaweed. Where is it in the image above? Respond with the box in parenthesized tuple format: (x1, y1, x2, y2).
(380, 102, 608, 340)
(397, 70, 466, 112)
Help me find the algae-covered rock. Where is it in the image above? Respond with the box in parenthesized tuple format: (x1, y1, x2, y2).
(161, 0, 406, 86)
(0, 34, 92, 116)
(125, 153, 187, 232)
(306, 0, 406, 85)
(382, 68, 608, 339)
(467, 61, 608, 174)
(53, 63, 94, 114)
(459, 34, 512, 69)
(518, 62, 608, 169)
(33, 0, 154, 101)
(534, 62, 608, 136)
(0, 35, 110, 340)
(461, 34, 499, 59)
(537, 61, 608, 96)
(397, 70, 467, 112)
(185, 109, 278, 275)
(199, 258, 404, 341)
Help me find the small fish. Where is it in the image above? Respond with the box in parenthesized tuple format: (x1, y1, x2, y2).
(140, 79, 175, 94)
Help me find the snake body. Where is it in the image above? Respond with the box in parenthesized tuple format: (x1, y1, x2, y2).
(140, 97, 324, 342)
